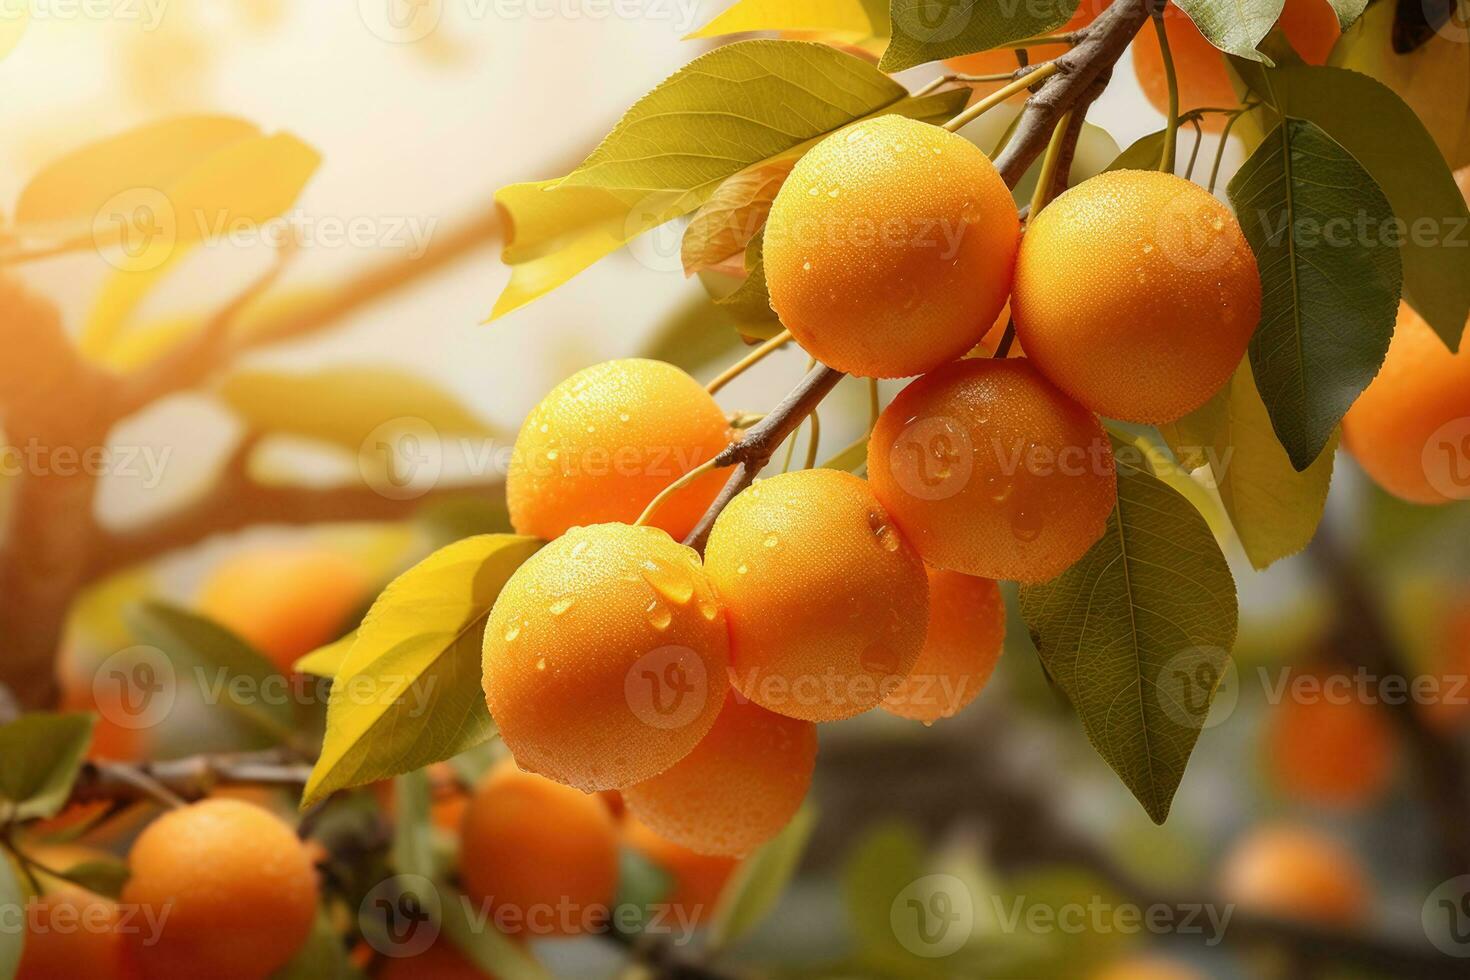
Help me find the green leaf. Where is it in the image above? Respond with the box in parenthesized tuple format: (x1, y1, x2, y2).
(714, 231, 779, 328)
(302, 535, 542, 807)
(688, 0, 884, 40)
(1018, 438, 1238, 824)
(128, 602, 295, 744)
(0, 714, 95, 822)
(55, 859, 131, 899)
(0, 855, 22, 978)
(273, 908, 360, 980)
(218, 367, 500, 451)
(438, 880, 550, 980)
(880, 0, 1079, 72)
(392, 768, 436, 880)
(1173, 0, 1285, 63)
(1235, 64, 1470, 348)
(708, 804, 817, 950)
(1228, 116, 1401, 470)
(841, 821, 925, 966)
(1324, 0, 1369, 30)
(1159, 360, 1335, 570)
(293, 631, 357, 678)
(1106, 130, 1167, 172)
(613, 847, 674, 935)
(490, 39, 967, 319)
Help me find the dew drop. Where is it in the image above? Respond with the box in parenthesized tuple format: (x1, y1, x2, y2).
(763, 534, 779, 549)
(641, 560, 695, 605)
(645, 599, 673, 630)
(546, 449, 559, 461)
(808, 186, 820, 197)
(699, 598, 720, 622)
(571, 539, 590, 559)
(1211, 216, 1224, 231)
(549, 597, 574, 616)
(504, 624, 521, 642)
(1141, 243, 1154, 254)
(1011, 508, 1044, 542)
(619, 413, 631, 423)
(535, 657, 547, 671)
(538, 423, 549, 434)
(827, 188, 839, 198)
(737, 563, 749, 576)
(802, 261, 812, 271)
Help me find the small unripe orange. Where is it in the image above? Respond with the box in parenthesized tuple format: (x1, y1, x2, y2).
(483, 523, 730, 790)
(623, 697, 817, 857)
(458, 759, 619, 937)
(506, 359, 732, 540)
(763, 115, 1019, 378)
(622, 816, 739, 926)
(121, 799, 318, 980)
(16, 883, 139, 980)
(1265, 670, 1397, 808)
(1012, 169, 1261, 424)
(868, 358, 1116, 583)
(704, 469, 929, 721)
(882, 568, 1005, 723)
(1219, 824, 1371, 927)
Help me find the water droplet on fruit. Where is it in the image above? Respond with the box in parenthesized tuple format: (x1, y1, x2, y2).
(1141, 243, 1154, 254)
(504, 624, 521, 642)
(736, 563, 749, 575)
(1011, 508, 1044, 542)
(763, 534, 779, 548)
(549, 597, 574, 616)
(571, 539, 589, 559)
(802, 261, 812, 271)
(619, 413, 631, 423)
(538, 423, 549, 433)
(699, 598, 720, 621)
(535, 657, 547, 671)
(645, 599, 672, 630)
(1211, 216, 1224, 231)
(546, 449, 559, 461)
(827, 188, 839, 198)
(641, 560, 695, 605)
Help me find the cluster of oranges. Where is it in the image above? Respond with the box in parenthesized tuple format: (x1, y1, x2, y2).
(484, 105, 1263, 866)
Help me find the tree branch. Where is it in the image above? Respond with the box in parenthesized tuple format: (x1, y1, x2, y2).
(67, 749, 310, 807)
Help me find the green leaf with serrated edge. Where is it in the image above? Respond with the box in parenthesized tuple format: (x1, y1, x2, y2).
(1106, 130, 1167, 172)
(0, 714, 95, 822)
(129, 602, 295, 744)
(1234, 64, 1469, 349)
(438, 877, 550, 980)
(490, 40, 968, 319)
(688, 0, 883, 40)
(1160, 360, 1335, 570)
(55, 859, 130, 899)
(1173, 0, 1286, 63)
(0, 855, 23, 978)
(880, 0, 1079, 72)
(1325, 0, 1369, 30)
(392, 768, 435, 880)
(708, 805, 817, 950)
(218, 367, 500, 452)
(1228, 117, 1401, 471)
(1018, 437, 1238, 824)
(294, 631, 355, 678)
(302, 535, 541, 807)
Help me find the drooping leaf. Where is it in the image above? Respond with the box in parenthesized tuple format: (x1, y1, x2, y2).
(0, 713, 95, 822)
(217, 367, 500, 452)
(128, 602, 295, 744)
(1172, 0, 1286, 63)
(56, 859, 130, 899)
(1160, 361, 1335, 570)
(1019, 438, 1238, 824)
(688, 0, 885, 40)
(490, 40, 967, 319)
(713, 231, 779, 329)
(613, 847, 675, 935)
(881, 0, 1079, 72)
(1235, 63, 1470, 347)
(1228, 116, 1401, 470)
(294, 631, 356, 678)
(841, 821, 926, 967)
(438, 877, 550, 980)
(708, 805, 817, 950)
(682, 157, 796, 276)
(302, 535, 541, 807)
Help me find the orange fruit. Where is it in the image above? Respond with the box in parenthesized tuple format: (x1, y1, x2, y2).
(763, 115, 1019, 378)
(458, 759, 619, 937)
(622, 816, 739, 926)
(1011, 169, 1261, 424)
(505, 359, 732, 541)
(882, 568, 1005, 723)
(1422, 594, 1470, 732)
(1265, 670, 1397, 807)
(623, 697, 817, 857)
(1219, 823, 1371, 927)
(121, 799, 318, 980)
(483, 522, 729, 791)
(945, 1, 1108, 103)
(197, 545, 369, 671)
(703, 469, 929, 721)
(868, 358, 1116, 583)
(1133, 0, 1339, 129)
(1341, 302, 1470, 505)
(16, 883, 139, 980)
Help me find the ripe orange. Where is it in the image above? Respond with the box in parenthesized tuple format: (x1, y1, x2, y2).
(882, 568, 1005, 723)
(458, 758, 619, 936)
(483, 522, 729, 791)
(1133, 0, 1339, 129)
(1011, 169, 1261, 424)
(1341, 302, 1470, 505)
(763, 115, 1019, 378)
(867, 358, 1116, 583)
(197, 545, 369, 671)
(505, 359, 732, 541)
(1265, 670, 1397, 807)
(1218, 823, 1370, 926)
(121, 799, 318, 980)
(703, 469, 929, 721)
(1422, 594, 1470, 732)
(623, 697, 817, 857)
(622, 816, 739, 926)
(16, 883, 139, 980)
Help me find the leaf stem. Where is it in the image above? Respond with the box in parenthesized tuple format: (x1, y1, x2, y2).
(1207, 109, 1247, 194)
(942, 62, 1062, 133)
(1184, 117, 1204, 181)
(802, 409, 822, 470)
(633, 457, 724, 528)
(1152, 6, 1180, 173)
(1029, 110, 1075, 218)
(705, 329, 790, 395)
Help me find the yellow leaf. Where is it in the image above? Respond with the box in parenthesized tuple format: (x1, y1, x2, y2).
(302, 535, 542, 806)
(687, 0, 881, 40)
(293, 631, 355, 678)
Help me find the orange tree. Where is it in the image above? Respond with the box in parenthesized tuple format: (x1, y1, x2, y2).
(2, 0, 1470, 977)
